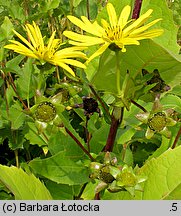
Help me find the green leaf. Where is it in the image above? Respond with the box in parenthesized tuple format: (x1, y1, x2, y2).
(89, 123, 110, 154)
(45, 180, 80, 200)
(41, 0, 60, 12)
(0, 165, 52, 200)
(48, 129, 84, 159)
(161, 94, 181, 113)
(29, 151, 90, 185)
(0, 16, 14, 41)
(58, 111, 87, 149)
(141, 0, 180, 53)
(135, 146, 181, 199)
(148, 136, 171, 160)
(16, 59, 34, 102)
(5, 55, 24, 75)
(102, 190, 133, 200)
(8, 102, 26, 130)
(163, 183, 181, 200)
(73, 0, 83, 7)
(92, 40, 181, 96)
(23, 122, 47, 147)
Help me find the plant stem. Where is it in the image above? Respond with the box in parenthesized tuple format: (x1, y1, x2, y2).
(115, 51, 121, 97)
(171, 126, 181, 149)
(7, 72, 29, 110)
(75, 183, 88, 199)
(103, 107, 124, 152)
(86, 0, 90, 20)
(65, 127, 95, 161)
(130, 99, 147, 112)
(14, 149, 19, 168)
(89, 84, 111, 119)
(132, 0, 143, 19)
(94, 192, 100, 200)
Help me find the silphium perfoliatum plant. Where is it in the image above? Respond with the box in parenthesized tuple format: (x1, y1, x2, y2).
(89, 152, 147, 196)
(136, 97, 177, 139)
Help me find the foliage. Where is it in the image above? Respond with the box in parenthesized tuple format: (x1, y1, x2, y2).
(0, 0, 180, 200)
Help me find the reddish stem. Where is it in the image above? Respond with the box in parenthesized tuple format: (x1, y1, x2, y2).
(103, 107, 124, 152)
(132, 0, 143, 19)
(171, 126, 181, 149)
(65, 127, 95, 161)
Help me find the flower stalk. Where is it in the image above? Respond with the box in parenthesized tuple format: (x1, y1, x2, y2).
(103, 107, 124, 152)
(132, 0, 143, 19)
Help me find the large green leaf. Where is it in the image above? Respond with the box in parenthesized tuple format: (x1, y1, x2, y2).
(8, 102, 26, 130)
(135, 146, 181, 199)
(163, 183, 181, 200)
(29, 151, 90, 185)
(23, 122, 48, 147)
(48, 129, 84, 159)
(92, 40, 181, 95)
(141, 0, 180, 53)
(16, 59, 34, 102)
(0, 165, 52, 200)
(102, 191, 133, 200)
(45, 180, 80, 200)
(58, 111, 87, 150)
(161, 94, 181, 113)
(0, 16, 13, 41)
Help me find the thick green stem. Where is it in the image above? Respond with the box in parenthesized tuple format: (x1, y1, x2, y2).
(115, 51, 121, 97)
(14, 150, 19, 168)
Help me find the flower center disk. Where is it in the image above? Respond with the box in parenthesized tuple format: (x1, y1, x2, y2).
(35, 102, 56, 122)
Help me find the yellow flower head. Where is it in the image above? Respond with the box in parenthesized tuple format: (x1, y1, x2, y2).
(63, 3, 164, 63)
(4, 21, 87, 76)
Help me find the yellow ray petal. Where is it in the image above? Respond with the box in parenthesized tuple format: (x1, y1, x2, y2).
(55, 61, 75, 76)
(118, 5, 131, 28)
(93, 21, 105, 35)
(32, 21, 44, 50)
(86, 43, 109, 64)
(61, 59, 86, 69)
(63, 31, 103, 44)
(47, 31, 56, 49)
(101, 19, 110, 29)
(13, 30, 35, 51)
(129, 19, 162, 36)
(67, 15, 93, 34)
(120, 38, 140, 45)
(129, 29, 164, 40)
(4, 43, 38, 58)
(124, 9, 153, 35)
(25, 25, 37, 49)
(26, 23, 40, 48)
(107, 3, 117, 28)
(81, 16, 102, 37)
(55, 52, 87, 59)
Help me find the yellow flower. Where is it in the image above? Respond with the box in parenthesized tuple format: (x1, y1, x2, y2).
(4, 21, 87, 76)
(63, 3, 163, 63)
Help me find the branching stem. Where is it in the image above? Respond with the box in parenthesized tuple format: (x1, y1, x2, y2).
(65, 127, 95, 161)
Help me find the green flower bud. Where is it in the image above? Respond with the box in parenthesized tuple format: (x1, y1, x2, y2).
(148, 112, 167, 132)
(35, 102, 56, 122)
(99, 170, 115, 184)
(117, 172, 137, 187)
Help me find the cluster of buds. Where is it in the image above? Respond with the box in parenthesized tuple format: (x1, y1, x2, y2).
(89, 152, 146, 196)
